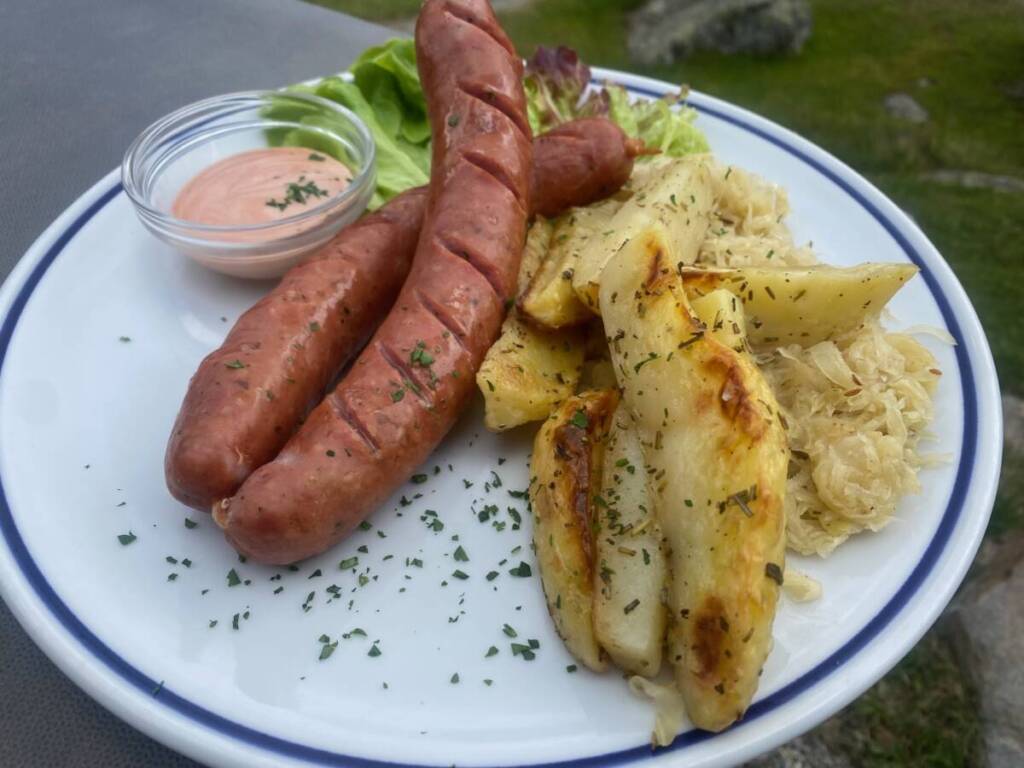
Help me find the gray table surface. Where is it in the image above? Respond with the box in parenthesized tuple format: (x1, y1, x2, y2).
(0, 2, 391, 765)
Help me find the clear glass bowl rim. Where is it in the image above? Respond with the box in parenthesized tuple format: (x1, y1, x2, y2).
(120, 89, 376, 235)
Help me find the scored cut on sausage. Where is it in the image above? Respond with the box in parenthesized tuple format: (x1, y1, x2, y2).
(215, 0, 534, 563)
(167, 118, 640, 512)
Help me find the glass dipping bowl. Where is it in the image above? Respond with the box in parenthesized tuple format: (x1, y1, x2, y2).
(122, 90, 375, 279)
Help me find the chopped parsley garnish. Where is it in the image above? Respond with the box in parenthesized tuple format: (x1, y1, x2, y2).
(485, 646, 499, 657)
(633, 352, 659, 373)
(368, 643, 382, 657)
(453, 545, 469, 562)
(224, 359, 246, 369)
(117, 532, 137, 546)
(450, 673, 460, 684)
(569, 409, 589, 429)
(226, 568, 241, 587)
(184, 517, 198, 529)
(624, 598, 641, 614)
(765, 562, 784, 585)
(502, 623, 518, 638)
(308, 153, 326, 162)
(339, 556, 359, 570)
(411, 473, 428, 484)
(452, 569, 469, 580)
(566, 664, 578, 673)
(508, 562, 532, 578)
(511, 643, 536, 660)
(319, 639, 338, 661)
(410, 341, 434, 367)
(266, 179, 330, 212)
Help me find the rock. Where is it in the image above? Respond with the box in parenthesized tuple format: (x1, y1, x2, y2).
(628, 0, 812, 65)
(944, 529, 1024, 768)
(922, 171, 1024, 194)
(884, 93, 929, 123)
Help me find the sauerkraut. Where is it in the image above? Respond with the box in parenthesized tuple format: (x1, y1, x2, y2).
(760, 321, 942, 555)
(701, 162, 944, 556)
(701, 163, 816, 267)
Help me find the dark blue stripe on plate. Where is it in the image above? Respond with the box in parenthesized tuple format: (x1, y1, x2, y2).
(0, 81, 979, 768)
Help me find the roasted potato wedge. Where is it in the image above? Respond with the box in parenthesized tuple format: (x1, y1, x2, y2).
(601, 227, 788, 732)
(689, 288, 748, 353)
(572, 156, 714, 312)
(530, 390, 619, 671)
(516, 217, 555, 294)
(477, 220, 584, 431)
(477, 315, 585, 431)
(518, 205, 617, 329)
(680, 263, 918, 347)
(593, 402, 668, 676)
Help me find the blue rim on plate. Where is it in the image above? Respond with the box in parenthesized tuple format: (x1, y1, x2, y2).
(0, 75, 985, 767)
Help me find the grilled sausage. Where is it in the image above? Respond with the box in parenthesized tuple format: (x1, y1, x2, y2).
(165, 188, 426, 511)
(529, 118, 643, 218)
(166, 117, 638, 511)
(214, 0, 532, 563)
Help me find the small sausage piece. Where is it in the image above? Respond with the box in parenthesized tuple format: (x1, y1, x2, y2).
(166, 117, 639, 511)
(530, 118, 641, 218)
(216, 0, 533, 563)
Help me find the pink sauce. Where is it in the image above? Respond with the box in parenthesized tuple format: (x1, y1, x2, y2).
(172, 147, 352, 235)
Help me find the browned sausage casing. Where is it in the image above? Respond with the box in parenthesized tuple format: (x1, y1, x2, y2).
(166, 116, 638, 511)
(165, 188, 427, 510)
(215, 0, 533, 563)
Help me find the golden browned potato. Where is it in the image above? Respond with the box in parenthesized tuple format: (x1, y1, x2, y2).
(600, 227, 788, 732)
(530, 390, 619, 671)
(593, 401, 668, 676)
(689, 288, 748, 353)
(519, 204, 618, 329)
(517, 217, 555, 294)
(680, 263, 918, 347)
(572, 156, 714, 312)
(476, 315, 584, 431)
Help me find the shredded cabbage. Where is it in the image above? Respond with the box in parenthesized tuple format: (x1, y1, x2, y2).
(783, 567, 823, 602)
(759, 320, 943, 556)
(700, 162, 816, 267)
(628, 676, 687, 748)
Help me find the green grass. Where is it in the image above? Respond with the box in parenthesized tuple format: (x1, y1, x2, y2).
(833, 628, 981, 767)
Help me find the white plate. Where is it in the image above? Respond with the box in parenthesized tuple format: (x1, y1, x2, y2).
(0, 69, 1002, 768)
